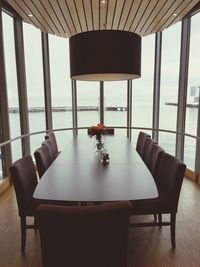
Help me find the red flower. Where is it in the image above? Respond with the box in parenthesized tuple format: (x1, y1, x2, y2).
(88, 123, 106, 141)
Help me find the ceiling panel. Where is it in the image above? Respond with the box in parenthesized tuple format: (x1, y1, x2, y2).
(106, 0, 116, 30)
(5, 0, 200, 38)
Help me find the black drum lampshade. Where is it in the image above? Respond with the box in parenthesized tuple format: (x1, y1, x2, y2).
(69, 30, 141, 81)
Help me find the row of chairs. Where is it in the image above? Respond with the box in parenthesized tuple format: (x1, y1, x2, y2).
(9, 131, 132, 267)
(35, 131, 60, 179)
(132, 131, 186, 248)
(9, 130, 186, 266)
(10, 154, 132, 266)
(136, 131, 165, 179)
(9, 131, 59, 252)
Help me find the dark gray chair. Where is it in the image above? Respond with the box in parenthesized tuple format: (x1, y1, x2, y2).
(37, 201, 131, 267)
(136, 131, 151, 157)
(147, 143, 165, 179)
(45, 131, 60, 157)
(141, 137, 156, 165)
(42, 139, 56, 161)
(130, 152, 186, 249)
(9, 155, 38, 252)
(34, 145, 53, 179)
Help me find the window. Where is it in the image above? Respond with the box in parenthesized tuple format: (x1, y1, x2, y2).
(132, 35, 155, 143)
(184, 12, 200, 169)
(49, 35, 72, 144)
(159, 22, 181, 154)
(2, 12, 22, 161)
(104, 81, 127, 135)
(23, 22, 46, 154)
(77, 81, 99, 133)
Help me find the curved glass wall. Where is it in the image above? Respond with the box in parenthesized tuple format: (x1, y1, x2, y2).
(159, 22, 181, 155)
(2, 12, 22, 161)
(184, 12, 200, 169)
(23, 22, 46, 154)
(1, 7, 200, 181)
(49, 35, 72, 145)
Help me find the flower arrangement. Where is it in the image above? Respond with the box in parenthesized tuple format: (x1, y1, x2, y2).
(88, 123, 106, 143)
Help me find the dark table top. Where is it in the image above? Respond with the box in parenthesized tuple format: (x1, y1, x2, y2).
(33, 135, 158, 202)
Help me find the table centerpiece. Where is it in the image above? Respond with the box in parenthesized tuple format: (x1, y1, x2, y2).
(88, 123, 106, 151)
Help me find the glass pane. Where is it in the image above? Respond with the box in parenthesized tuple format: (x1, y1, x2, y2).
(77, 81, 99, 136)
(23, 22, 46, 154)
(49, 35, 72, 145)
(104, 81, 127, 135)
(184, 12, 200, 169)
(159, 22, 181, 155)
(132, 35, 155, 145)
(2, 12, 22, 162)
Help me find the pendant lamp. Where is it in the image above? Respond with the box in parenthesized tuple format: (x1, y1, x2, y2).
(69, 30, 141, 81)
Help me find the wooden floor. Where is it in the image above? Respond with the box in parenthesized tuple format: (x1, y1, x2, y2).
(0, 178, 200, 267)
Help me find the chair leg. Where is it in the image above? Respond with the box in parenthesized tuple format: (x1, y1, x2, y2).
(20, 216, 26, 253)
(34, 216, 38, 230)
(170, 213, 176, 249)
(153, 214, 157, 221)
(158, 213, 162, 228)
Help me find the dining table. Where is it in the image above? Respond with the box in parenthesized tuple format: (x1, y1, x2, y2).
(33, 134, 158, 203)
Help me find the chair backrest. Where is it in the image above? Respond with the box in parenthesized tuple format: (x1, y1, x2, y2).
(141, 137, 156, 164)
(156, 152, 186, 212)
(45, 131, 58, 156)
(136, 131, 151, 157)
(9, 155, 38, 217)
(146, 143, 165, 178)
(34, 145, 53, 179)
(42, 139, 55, 160)
(37, 201, 131, 267)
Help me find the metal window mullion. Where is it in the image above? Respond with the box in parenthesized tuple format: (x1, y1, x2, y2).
(127, 79, 132, 140)
(71, 79, 78, 136)
(195, 87, 200, 174)
(0, 9, 12, 176)
(100, 81, 104, 124)
(176, 17, 191, 160)
(41, 32, 52, 131)
(152, 32, 162, 142)
(14, 17, 30, 156)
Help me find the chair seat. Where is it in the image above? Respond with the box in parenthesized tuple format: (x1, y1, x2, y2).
(131, 194, 174, 215)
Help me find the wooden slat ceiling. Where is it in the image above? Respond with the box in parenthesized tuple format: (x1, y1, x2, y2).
(6, 0, 200, 38)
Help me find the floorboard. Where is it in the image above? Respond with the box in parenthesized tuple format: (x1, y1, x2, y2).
(0, 178, 200, 267)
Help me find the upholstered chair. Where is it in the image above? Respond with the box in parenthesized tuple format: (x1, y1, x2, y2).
(136, 131, 151, 157)
(34, 145, 53, 179)
(37, 201, 131, 267)
(130, 152, 186, 248)
(45, 131, 60, 157)
(9, 155, 38, 252)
